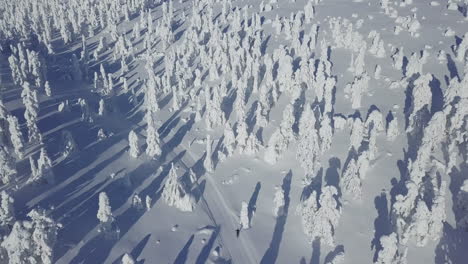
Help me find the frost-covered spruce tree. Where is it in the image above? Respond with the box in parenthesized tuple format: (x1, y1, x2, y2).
(349, 116, 364, 151)
(457, 32, 468, 62)
(128, 130, 140, 158)
(407, 73, 433, 132)
(61, 130, 76, 159)
(240, 201, 250, 229)
(44, 81, 52, 97)
(221, 122, 236, 159)
(97, 192, 115, 234)
(236, 118, 249, 151)
(98, 99, 106, 116)
(298, 191, 319, 243)
(204, 135, 214, 173)
(7, 115, 24, 159)
(298, 186, 341, 246)
(27, 208, 61, 264)
(145, 114, 162, 158)
(0, 191, 15, 233)
(21, 82, 41, 143)
(0, 146, 16, 185)
(30, 148, 54, 184)
(319, 114, 333, 152)
(122, 253, 136, 264)
(341, 158, 361, 200)
(162, 163, 194, 212)
(264, 129, 288, 164)
(297, 104, 321, 185)
(375, 232, 407, 264)
(313, 186, 342, 246)
(273, 186, 285, 217)
(1, 221, 34, 264)
(145, 195, 152, 212)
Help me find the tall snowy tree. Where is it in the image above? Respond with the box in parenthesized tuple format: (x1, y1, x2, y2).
(128, 130, 140, 158)
(0, 191, 15, 233)
(162, 163, 194, 212)
(7, 115, 24, 159)
(97, 192, 115, 234)
(0, 146, 16, 185)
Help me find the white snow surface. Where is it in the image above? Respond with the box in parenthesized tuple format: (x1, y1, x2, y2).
(0, 0, 468, 263)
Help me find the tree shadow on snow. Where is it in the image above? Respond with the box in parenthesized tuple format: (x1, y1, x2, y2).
(260, 170, 292, 264)
(174, 234, 195, 264)
(248, 182, 261, 223)
(371, 192, 391, 262)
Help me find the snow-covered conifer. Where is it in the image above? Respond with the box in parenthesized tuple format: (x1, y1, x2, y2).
(0, 146, 16, 185)
(240, 201, 250, 229)
(122, 253, 136, 264)
(44, 81, 52, 97)
(145, 195, 152, 212)
(375, 233, 406, 264)
(61, 130, 76, 159)
(0, 191, 15, 232)
(98, 99, 106, 116)
(273, 186, 285, 217)
(97, 192, 115, 234)
(407, 73, 432, 132)
(204, 135, 214, 173)
(162, 163, 194, 212)
(27, 208, 61, 264)
(297, 104, 321, 184)
(1, 221, 34, 264)
(7, 115, 24, 159)
(132, 194, 143, 210)
(145, 116, 162, 158)
(128, 130, 140, 158)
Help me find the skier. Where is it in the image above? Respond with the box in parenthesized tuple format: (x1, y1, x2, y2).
(236, 227, 241, 238)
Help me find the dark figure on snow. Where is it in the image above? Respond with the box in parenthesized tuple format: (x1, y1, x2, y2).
(236, 228, 240, 238)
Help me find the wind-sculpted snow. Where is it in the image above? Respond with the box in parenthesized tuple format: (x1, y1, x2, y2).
(0, 0, 468, 263)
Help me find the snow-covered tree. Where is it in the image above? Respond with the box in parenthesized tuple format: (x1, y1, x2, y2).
(128, 130, 140, 158)
(27, 208, 61, 264)
(1, 221, 34, 264)
(297, 104, 321, 185)
(375, 233, 407, 264)
(407, 73, 432, 132)
(61, 130, 76, 159)
(145, 114, 162, 158)
(341, 158, 361, 200)
(98, 99, 106, 116)
(264, 129, 288, 164)
(240, 201, 250, 229)
(145, 195, 152, 212)
(97, 192, 116, 236)
(0, 146, 16, 185)
(273, 186, 285, 217)
(30, 148, 54, 184)
(0, 191, 15, 233)
(162, 163, 194, 212)
(299, 186, 341, 246)
(44, 81, 52, 97)
(132, 194, 143, 210)
(7, 115, 24, 159)
(122, 253, 136, 264)
(204, 135, 214, 173)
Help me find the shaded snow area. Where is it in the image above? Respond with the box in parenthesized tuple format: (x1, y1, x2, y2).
(1, 0, 468, 263)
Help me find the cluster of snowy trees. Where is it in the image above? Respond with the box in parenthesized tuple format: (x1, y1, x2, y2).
(0, 191, 61, 264)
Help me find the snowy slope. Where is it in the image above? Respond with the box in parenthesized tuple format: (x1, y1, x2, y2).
(1, 0, 468, 263)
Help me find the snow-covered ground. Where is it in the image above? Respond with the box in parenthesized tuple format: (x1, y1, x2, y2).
(1, 0, 468, 263)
